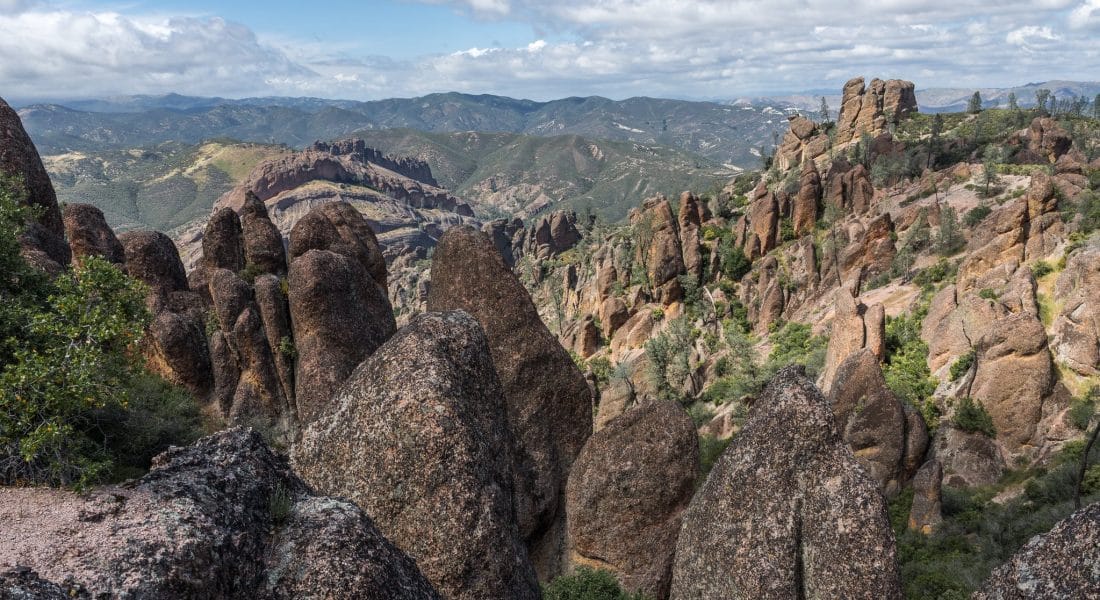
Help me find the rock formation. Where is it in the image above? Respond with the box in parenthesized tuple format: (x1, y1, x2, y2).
(973, 502, 1100, 598)
(835, 77, 917, 147)
(427, 226, 592, 579)
(820, 288, 886, 393)
(0, 429, 440, 599)
(907, 460, 943, 535)
(566, 401, 699, 599)
(792, 160, 822, 236)
(0, 96, 68, 271)
(293, 311, 539, 600)
(61, 204, 124, 266)
(671, 366, 902, 599)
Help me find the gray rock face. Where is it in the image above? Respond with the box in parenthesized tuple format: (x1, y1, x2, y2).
(62, 203, 124, 266)
(292, 311, 539, 600)
(287, 248, 395, 424)
(117, 231, 189, 298)
(0, 429, 440, 600)
(287, 201, 388, 288)
(566, 401, 699, 600)
(931, 425, 1005, 488)
(426, 226, 593, 579)
(202, 207, 246, 272)
(670, 366, 902, 600)
(240, 191, 288, 275)
(973, 502, 1100, 599)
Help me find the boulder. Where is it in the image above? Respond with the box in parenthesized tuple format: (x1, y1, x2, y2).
(0, 429, 440, 599)
(239, 191, 287, 275)
(677, 191, 705, 279)
(117, 231, 189, 298)
(288, 249, 395, 424)
(566, 401, 699, 599)
(287, 201, 387, 288)
(427, 226, 592, 579)
(930, 425, 1005, 488)
(907, 460, 943, 535)
(202, 207, 246, 272)
(0, 96, 68, 269)
(826, 349, 908, 494)
(973, 502, 1100, 599)
(292, 311, 539, 600)
(634, 197, 686, 304)
(670, 366, 902, 599)
(1026, 116, 1073, 163)
(819, 289, 886, 393)
(62, 204, 124, 266)
(144, 309, 214, 400)
(747, 183, 779, 257)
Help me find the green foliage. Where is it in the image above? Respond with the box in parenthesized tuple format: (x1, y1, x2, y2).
(543, 568, 647, 600)
(765, 321, 828, 379)
(698, 434, 732, 479)
(278, 336, 298, 360)
(718, 240, 751, 282)
(1030, 260, 1054, 279)
(949, 350, 976, 381)
(953, 397, 996, 437)
(963, 204, 992, 227)
(645, 317, 694, 402)
(978, 288, 999, 301)
(0, 182, 200, 488)
(967, 91, 983, 114)
(936, 206, 967, 256)
(911, 258, 956, 287)
(269, 482, 293, 525)
(883, 306, 939, 428)
(1069, 394, 1096, 430)
(238, 262, 265, 284)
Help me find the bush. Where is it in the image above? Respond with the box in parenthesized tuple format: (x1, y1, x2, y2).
(911, 258, 956, 286)
(883, 307, 939, 427)
(1030, 260, 1054, 279)
(978, 288, 998, 301)
(543, 568, 646, 600)
(1069, 395, 1096, 430)
(953, 397, 996, 437)
(718, 241, 751, 282)
(698, 434, 732, 480)
(949, 350, 976, 381)
(765, 321, 828, 379)
(963, 204, 992, 227)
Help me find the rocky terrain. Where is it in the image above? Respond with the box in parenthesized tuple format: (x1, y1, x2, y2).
(2, 72, 1100, 600)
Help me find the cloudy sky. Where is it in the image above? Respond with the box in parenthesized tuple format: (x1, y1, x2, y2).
(1, 0, 1098, 102)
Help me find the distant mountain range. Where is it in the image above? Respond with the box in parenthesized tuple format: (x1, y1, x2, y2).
(18, 92, 798, 168)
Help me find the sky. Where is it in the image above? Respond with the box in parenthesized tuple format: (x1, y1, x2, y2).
(0, 0, 1098, 103)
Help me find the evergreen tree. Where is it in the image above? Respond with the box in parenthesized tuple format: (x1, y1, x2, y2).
(1035, 88, 1051, 115)
(1006, 92, 1018, 111)
(819, 96, 830, 125)
(967, 91, 983, 114)
(1094, 94, 1100, 119)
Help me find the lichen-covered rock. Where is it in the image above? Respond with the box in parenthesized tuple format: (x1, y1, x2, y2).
(62, 204, 124, 266)
(566, 401, 699, 600)
(144, 309, 213, 400)
(292, 311, 539, 600)
(288, 248, 395, 424)
(0, 429, 440, 599)
(1052, 247, 1100, 377)
(670, 366, 902, 600)
(202, 207, 246, 272)
(973, 502, 1100, 599)
(930, 425, 1005, 488)
(427, 226, 592, 579)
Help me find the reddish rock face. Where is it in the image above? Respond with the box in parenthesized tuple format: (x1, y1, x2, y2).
(62, 203, 124, 266)
(792, 160, 822, 236)
(202, 207, 246, 273)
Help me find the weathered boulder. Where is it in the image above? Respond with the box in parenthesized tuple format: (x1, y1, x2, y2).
(907, 460, 943, 535)
(254, 274, 295, 407)
(1026, 116, 1073, 163)
(202, 207, 246, 272)
(930, 425, 1005, 488)
(288, 248, 395, 424)
(239, 191, 287, 275)
(0, 429, 440, 599)
(292, 311, 539, 600)
(819, 289, 886, 393)
(0, 96, 68, 269)
(144, 309, 214, 400)
(828, 161, 876, 215)
(677, 191, 705, 279)
(973, 502, 1100, 599)
(427, 226, 592, 579)
(827, 349, 910, 494)
(747, 183, 779, 257)
(670, 366, 902, 599)
(287, 201, 387, 288)
(62, 204, 124, 266)
(117, 231, 189, 298)
(1052, 247, 1100, 376)
(566, 401, 699, 599)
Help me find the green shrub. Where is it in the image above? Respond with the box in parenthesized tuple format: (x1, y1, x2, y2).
(543, 567, 646, 600)
(912, 258, 956, 286)
(883, 308, 939, 428)
(963, 204, 992, 227)
(1030, 260, 1054, 279)
(1069, 395, 1096, 430)
(718, 241, 751, 282)
(278, 336, 298, 360)
(765, 321, 828, 379)
(978, 288, 998, 301)
(698, 434, 732, 480)
(953, 397, 996, 437)
(949, 350, 976, 381)
(238, 262, 264, 284)
(270, 482, 293, 525)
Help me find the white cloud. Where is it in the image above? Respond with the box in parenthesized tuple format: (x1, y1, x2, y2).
(0, 0, 1097, 102)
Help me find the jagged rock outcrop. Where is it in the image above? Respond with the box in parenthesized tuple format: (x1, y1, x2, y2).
(930, 425, 1005, 488)
(287, 201, 388, 288)
(483, 217, 525, 267)
(793, 160, 822, 236)
(202, 207, 246, 273)
(1024, 116, 1073, 164)
(745, 183, 779, 258)
(827, 159, 876, 215)
(907, 460, 943, 535)
(820, 289, 885, 393)
(973, 502, 1100, 599)
(827, 349, 922, 494)
(292, 311, 539, 600)
(670, 366, 902, 599)
(427, 226, 592, 579)
(1052, 246, 1100, 376)
(118, 231, 189, 299)
(566, 401, 699, 599)
(774, 114, 827, 172)
(240, 191, 288, 275)
(633, 196, 687, 304)
(61, 204, 124, 266)
(677, 191, 706, 279)
(528, 210, 582, 259)
(0, 429, 440, 599)
(835, 77, 917, 147)
(1, 96, 68, 271)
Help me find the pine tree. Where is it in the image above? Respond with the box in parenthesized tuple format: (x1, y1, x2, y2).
(819, 96, 830, 125)
(1035, 89, 1051, 115)
(967, 91, 983, 114)
(1007, 92, 1018, 111)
